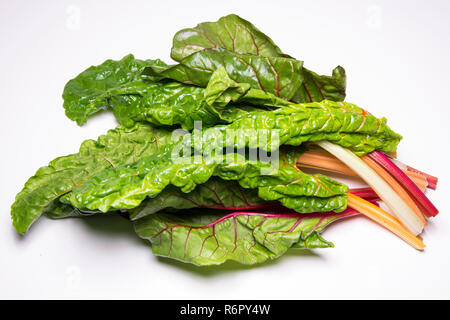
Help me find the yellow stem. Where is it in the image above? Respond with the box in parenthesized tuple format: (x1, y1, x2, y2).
(348, 194, 425, 250)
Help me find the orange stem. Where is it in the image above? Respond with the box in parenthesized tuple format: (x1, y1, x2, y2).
(297, 151, 429, 191)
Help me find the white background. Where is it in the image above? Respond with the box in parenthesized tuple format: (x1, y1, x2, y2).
(1, 0, 449, 299)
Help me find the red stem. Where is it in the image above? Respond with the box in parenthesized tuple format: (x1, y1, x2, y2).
(369, 151, 439, 217)
(349, 187, 379, 201)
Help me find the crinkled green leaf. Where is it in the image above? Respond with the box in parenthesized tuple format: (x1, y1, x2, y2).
(129, 178, 267, 220)
(111, 67, 286, 129)
(63, 54, 167, 125)
(99, 66, 366, 155)
(65, 63, 255, 130)
(107, 80, 222, 129)
(134, 210, 346, 266)
(170, 14, 346, 102)
(200, 99, 402, 155)
(11, 124, 175, 234)
(60, 147, 348, 214)
(57, 96, 402, 213)
(143, 48, 304, 101)
(108, 67, 347, 131)
(15, 96, 399, 234)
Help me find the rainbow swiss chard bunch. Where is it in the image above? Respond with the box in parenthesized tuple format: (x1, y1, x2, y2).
(11, 14, 438, 266)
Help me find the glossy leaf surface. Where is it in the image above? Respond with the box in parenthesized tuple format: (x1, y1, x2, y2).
(200, 99, 402, 155)
(170, 14, 346, 102)
(63, 54, 166, 125)
(171, 14, 286, 61)
(144, 48, 304, 101)
(60, 147, 348, 214)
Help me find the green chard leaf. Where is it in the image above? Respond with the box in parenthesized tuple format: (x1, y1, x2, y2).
(171, 14, 286, 61)
(63, 54, 167, 125)
(114, 67, 251, 129)
(16, 90, 399, 234)
(11, 124, 175, 234)
(107, 80, 218, 129)
(63, 15, 347, 129)
(56, 95, 402, 214)
(200, 99, 402, 155)
(63, 60, 254, 130)
(129, 178, 269, 220)
(294, 66, 346, 103)
(169, 14, 346, 102)
(134, 210, 351, 266)
(143, 48, 304, 101)
(59, 146, 348, 214)
(109, 67, 289, 129)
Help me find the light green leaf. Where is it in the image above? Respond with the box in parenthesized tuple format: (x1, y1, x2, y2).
(11, 124, 174, 234)
(60, 147, 348, 214)
(200, 100, 402, 155)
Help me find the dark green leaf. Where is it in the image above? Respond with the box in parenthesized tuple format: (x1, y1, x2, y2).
(171, 14, 285, 61)
(129, 178, 267, 220)
(294, 66, 346, 102)
(65, 64, 255, 130)
(62, 54, 166, 125)
(170, 14, 346, 102)
(143, 48, 304, 101)
(134, 210, 347, 265)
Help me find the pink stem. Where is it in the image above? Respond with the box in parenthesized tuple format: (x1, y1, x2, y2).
(369, 151, 439, 217)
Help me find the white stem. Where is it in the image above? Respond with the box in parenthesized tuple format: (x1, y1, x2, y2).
(315, 141, 424, 235)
